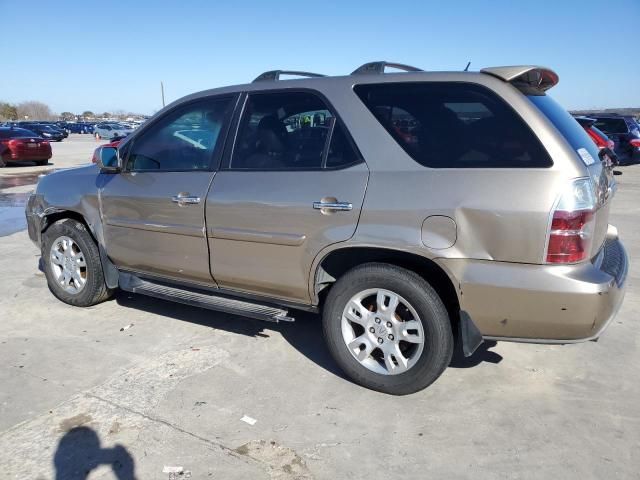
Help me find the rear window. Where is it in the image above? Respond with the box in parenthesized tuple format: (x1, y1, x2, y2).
(354, 82, 552, 168)
(592, 117, 629, 135)
(528, 95, 601, 164)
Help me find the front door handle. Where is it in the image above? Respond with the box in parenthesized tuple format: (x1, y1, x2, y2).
(171, 192, 201, 207)
(313, 200, 353, 212)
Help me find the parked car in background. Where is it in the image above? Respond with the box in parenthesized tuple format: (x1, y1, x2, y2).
(66, 122, 94, 134)
(574, 116, 618, 166)
(0, 127, 52, 167)
(93, 123, 133, 140)
(44, 123, 68, 138)
(26, 63, 627, 395)
(589, 114, 640, 165)
(18, 124, 64, 142)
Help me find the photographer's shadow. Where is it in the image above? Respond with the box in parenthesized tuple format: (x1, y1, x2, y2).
(54, 426, 135, 480)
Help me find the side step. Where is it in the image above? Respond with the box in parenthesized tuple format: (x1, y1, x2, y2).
(119, 273, 295, 323)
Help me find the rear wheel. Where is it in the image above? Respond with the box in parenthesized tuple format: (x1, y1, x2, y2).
(322, 263, 453, 395)
(42, 219, 113, 307)
(35, 160, 48, 166)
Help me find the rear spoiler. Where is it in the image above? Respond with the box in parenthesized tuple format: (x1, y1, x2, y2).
(480, 66, 559, 92)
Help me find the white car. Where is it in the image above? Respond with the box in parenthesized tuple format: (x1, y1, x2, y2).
(94, 124, 133, 140)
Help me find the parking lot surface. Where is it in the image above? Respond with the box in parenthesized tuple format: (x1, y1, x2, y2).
(0, 136, 638, 479)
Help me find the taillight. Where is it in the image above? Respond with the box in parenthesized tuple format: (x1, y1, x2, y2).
(1, 139, 18, 147)
(630, 139, 640, 147)
(546, 178, 597, 264)
(586, 128, 608, 149)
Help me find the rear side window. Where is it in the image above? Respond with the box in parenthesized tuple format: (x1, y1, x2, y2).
(528, 95, 601, 165)
(230, 91, 359, 170)
(354, 82, 552, 168)
(592, 117, 629, 135)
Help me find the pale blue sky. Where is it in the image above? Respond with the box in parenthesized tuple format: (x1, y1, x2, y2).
(1, 0, 638, 114)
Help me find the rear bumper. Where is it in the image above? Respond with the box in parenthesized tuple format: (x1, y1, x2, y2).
(440, 225, 628, 343)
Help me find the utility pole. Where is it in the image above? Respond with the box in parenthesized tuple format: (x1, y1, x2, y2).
(160, 81, 165, 108)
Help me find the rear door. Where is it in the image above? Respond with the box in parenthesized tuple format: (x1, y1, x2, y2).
(206, 91, 368, 303)
(100, 95, 237, 284)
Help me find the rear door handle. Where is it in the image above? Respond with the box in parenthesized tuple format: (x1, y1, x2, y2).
(171, 192, 201, 207)
(313, 201, 352, 212)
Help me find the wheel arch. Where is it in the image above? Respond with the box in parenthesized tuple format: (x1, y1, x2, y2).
(41, 209, 119, 289)
(313, 246, 461, 335)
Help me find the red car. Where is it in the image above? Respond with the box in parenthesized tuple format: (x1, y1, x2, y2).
(0, 127, 52, 167)
(574, 116, 618, 165)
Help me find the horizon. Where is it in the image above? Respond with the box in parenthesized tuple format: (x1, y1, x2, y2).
(1, 0, 639, 115)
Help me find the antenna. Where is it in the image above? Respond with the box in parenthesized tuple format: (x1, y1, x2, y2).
(464, 61, 471, 72)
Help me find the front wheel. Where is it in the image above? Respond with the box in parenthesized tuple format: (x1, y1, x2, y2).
(42, 219, 113, 307)
(322, 263, 453, 395)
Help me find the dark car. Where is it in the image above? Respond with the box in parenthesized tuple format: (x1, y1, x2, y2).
(19, 123, 64, 142)
(574, 116, 618, 166)
(0, 127, 52, 167)
(52, 122, 71, 137)
(589, 115, 640, 165)
(66, 122, 94, 134)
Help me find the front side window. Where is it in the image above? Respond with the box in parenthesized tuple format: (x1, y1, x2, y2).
(127, 97, 233, 171)
(231, 91, 358, 170)
(354, 82, 552, 168)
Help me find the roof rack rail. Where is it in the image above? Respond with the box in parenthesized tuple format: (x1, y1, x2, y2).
(253, 70, 326, 83)
(351, 61, 423, 75)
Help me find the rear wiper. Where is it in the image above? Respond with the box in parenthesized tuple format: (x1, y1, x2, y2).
(598, 147, 618, 167)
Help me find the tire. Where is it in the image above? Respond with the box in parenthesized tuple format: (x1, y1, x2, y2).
(322, 263, 453, 395)
(42, 219, 113, 307)
(0, 156, 6, 168)
(35, 160, 48, 166)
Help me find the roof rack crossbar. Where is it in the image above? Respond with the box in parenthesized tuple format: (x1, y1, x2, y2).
(351, 61, 423, 75)
(253, 70, 326, 83)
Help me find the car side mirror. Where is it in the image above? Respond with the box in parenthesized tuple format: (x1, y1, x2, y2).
(97, 146, 121, 173)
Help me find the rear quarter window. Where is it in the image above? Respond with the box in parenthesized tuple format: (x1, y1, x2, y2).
(528, 95, 601, 165)
(354, 82, 552, 168)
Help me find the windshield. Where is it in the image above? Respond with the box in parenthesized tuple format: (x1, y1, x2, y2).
(527, 95, 601, 165)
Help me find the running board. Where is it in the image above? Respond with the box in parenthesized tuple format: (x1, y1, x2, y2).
(119, 273, 295, 323)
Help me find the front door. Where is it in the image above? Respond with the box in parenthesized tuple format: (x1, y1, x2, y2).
(206, 91, 369, 303)
(100, 95, 236, 284)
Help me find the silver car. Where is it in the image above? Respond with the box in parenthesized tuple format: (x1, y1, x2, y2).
(93, 123, 133, 140)
(25, 62, 628, 395)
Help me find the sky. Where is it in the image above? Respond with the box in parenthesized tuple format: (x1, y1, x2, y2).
(1, 0, 638, 115)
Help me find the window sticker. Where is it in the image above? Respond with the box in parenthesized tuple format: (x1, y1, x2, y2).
(577, 147, 595, 166)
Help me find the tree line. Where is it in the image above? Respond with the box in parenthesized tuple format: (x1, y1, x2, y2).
(0, 101, 145, 122)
